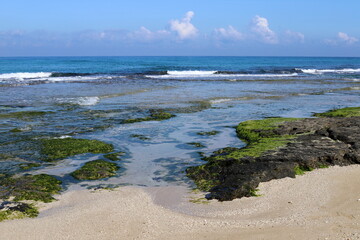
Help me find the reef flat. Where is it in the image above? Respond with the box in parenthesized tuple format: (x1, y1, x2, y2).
(187, 107, 360, 201)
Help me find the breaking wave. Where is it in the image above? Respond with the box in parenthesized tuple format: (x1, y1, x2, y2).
(297, 68, 360, 74)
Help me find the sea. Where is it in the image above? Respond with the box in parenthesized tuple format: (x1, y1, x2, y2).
(1, 56, 360, 188)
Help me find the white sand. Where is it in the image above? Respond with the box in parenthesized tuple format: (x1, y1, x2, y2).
(1, 165, 359, 240)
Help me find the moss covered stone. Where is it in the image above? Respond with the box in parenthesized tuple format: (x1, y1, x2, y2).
(19, 163, 41, 170)
(0, 174, 62, 203)
(41, 138, 114, 161)
(197, 130, 220, 136)
(104, 152, 125, 161)
(187, 142, 206, 148)
(0, 202, 39, 222)
(187, 118, 304, 193)
(314, 107, 360, 118)
(123, 109, 175, 124)
(71, 160, 119, 180)
(130, 134, 150, 140)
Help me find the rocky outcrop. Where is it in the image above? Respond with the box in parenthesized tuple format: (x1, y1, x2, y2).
(187, 115, 360, 201)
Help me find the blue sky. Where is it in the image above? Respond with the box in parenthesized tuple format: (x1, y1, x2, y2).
(1, 0, 359, 56)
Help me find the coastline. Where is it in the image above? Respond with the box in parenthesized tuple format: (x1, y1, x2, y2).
(1, 165, 359, 240)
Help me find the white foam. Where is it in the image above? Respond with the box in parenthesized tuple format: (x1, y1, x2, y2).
(298, 68, 360, 74)
(48, 76, 99, 82)
(57, 97, 100, 106)
(0, 72, 52, 80)
(210, 98, 233, 104)
(146, 72, 298, 79)
(167, 70, 217, 75)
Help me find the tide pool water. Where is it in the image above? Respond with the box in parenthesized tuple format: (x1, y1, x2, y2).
(1, 56, 359, 188)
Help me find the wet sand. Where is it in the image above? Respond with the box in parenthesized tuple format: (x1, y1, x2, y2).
(0, 165, 359, 240)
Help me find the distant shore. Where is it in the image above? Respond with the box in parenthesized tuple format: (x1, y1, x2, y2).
(0, 165, 359, 240)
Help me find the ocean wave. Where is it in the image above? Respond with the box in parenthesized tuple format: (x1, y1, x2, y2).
(0, 72, 52, 80)
(145, 72, 298, 79)
(167, 70, 218, 75)
(0, 71, 121, 83)
(297, 68, 360, 74)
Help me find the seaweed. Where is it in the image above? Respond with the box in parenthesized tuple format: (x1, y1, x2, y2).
(71, 160, 119, 180)
(41, 138, 114, 161)
(196, 130, 220, 136)
(122, 109, 175, 124)
(187, 142, 206, 148)
(0, 174, 62, 203)
(104, 152, 125, 161)
(314, 107, 360, 118)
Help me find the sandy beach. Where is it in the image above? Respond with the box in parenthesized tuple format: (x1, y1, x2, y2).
(0, 165, 359, 240)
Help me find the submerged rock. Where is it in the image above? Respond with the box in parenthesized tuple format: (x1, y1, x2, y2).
(71, 160, 119, 180)
(122, 109, 175, 124)
(41, 138, 114, 161)
(187, 110, 360, 201)
(0, 174, 62, 203)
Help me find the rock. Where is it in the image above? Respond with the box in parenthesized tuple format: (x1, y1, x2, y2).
(187, 116, 360, 201)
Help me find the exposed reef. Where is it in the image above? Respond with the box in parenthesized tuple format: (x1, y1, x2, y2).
(71, 160, 119, 180)
(41, 138, 114, 161)
(187, 107, 360, 201)
(122, 109, 175, 124)
(0, 174, 62, 203)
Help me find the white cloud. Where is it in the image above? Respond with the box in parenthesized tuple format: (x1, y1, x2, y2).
(170, 11, 198, 39)
(285, 30, 305, 43)
(338, 32, 358, 44)
(250, 15, 277, 44)
(127, 27, 170, 41)
(214, 25, 244, 41)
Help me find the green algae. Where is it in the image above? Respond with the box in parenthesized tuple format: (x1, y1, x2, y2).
(41, 138, 114, 161)
(187, 164, 220, 192)
(0, 111, 50, 120)
(236, 118, 300, 143)
(123, 109, 175, 124)
(19, 163, 41, 170)
(0, 174, 62, 203)
(0, 203, 39, 222)
(249, 188, 262, 197)
(314, 107, 360, 118)
(197, 130, 220, 136)
(9, 128, 23, 133)
(130, 134, 150, 140)
(187, 142, 206, 148)
(187, 118, 302, 191)
(104, 152, 125, 161)
(294, 165, 314, 175)
(71, 160, 119, 180)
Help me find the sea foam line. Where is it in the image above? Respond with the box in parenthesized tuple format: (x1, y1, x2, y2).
(146, 72, 298, 79)
(298, 68, 360, 74)
(0, 72, 52, 80)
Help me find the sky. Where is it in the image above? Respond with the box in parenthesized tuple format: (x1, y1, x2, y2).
(1, 0, 359, 56)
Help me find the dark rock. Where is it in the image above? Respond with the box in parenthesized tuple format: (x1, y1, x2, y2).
(187, 116, 360, 201)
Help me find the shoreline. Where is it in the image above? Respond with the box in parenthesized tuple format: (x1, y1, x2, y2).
(1, 165, 359, 240)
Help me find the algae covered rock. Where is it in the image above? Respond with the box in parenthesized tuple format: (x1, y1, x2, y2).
(0, 201, 39, 222)
(0, 174, 62, 203)
(71, 160, 119, 180)
(313, 107, 360, 118)
(41, 138, 114, 161)
(187, 112, 360, 201)
(123, 109, 175, 124)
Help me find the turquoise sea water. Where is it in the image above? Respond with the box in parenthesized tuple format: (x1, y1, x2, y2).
(1, 57, 360, 188)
